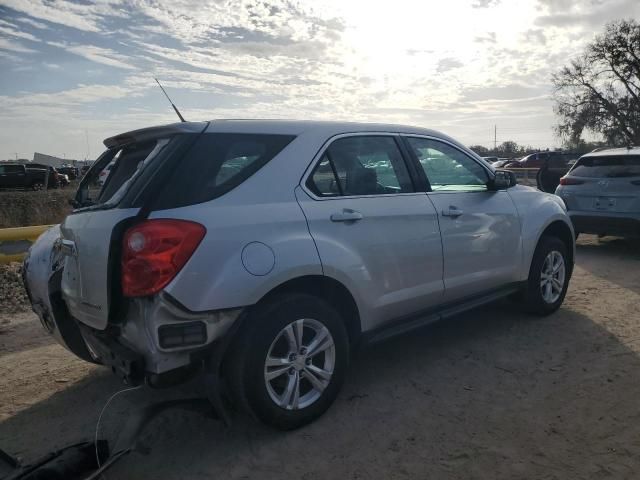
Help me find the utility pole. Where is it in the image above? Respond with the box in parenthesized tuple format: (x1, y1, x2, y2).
(85, 129, 90, 161)
(494, 125, 497, 151)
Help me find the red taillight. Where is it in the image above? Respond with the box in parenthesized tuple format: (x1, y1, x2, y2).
(122, 219, 206, 297)
(559, 177, 584, 186)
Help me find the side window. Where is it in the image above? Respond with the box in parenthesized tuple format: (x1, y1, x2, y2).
(307, 136, 413, 197)
(308, 155, 340, 196)
(5, 165, 23, 173)
(153, 133, 296, 210)
(406, 137, 489, 192)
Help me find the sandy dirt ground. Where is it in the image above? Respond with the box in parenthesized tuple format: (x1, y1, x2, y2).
(1, 234, 640, 479)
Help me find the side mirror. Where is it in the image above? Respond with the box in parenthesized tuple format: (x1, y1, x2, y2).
(490, 169, 517, 190)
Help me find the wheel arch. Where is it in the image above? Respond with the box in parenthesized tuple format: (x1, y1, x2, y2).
(538, 219, 575, 274)
(254, 275, 362, 347)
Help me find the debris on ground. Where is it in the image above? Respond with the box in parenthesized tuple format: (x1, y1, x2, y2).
(0, 262, 30, 313)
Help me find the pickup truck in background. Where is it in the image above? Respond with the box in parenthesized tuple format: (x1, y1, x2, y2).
(0, 163, 60, 190)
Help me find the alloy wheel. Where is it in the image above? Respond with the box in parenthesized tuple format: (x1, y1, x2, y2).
(540, 250, 566, 304)
(264, 318, 335, 410)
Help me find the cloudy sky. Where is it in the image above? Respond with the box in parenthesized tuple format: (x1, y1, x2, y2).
(1, 0, 639, 160)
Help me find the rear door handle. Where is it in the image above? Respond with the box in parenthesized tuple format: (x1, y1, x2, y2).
(330, 209, 364, 222)
(442, 206, 463, 218)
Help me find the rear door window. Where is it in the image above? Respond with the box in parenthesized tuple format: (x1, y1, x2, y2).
(306, 136, 413, 197)
(307, 155, 340, 196)
(570, 155, 640, 178)
(153, 133, 295, 209)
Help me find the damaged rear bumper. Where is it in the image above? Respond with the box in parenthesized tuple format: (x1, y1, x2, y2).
(109, 293, 242, 377)
(23, 225, 244, 384)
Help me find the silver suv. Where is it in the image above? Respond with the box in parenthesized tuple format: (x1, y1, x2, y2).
(24, 120, 575, 429)
(555, 147, 640, 238)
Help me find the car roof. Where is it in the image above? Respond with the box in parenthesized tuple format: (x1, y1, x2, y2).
(0, 162, 48, 168)
(105, 119, 459, 146)
(581, 146, 640, 158)
(204, 119, 448, 137)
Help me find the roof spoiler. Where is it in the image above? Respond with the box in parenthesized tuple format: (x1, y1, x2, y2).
(103, 122, 209, 149)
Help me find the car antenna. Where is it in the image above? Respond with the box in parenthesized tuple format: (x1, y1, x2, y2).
(154, 77, 186, 122)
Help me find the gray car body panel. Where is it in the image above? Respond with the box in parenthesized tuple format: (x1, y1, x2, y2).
(24, 120, 574, 375)
(60, 207, 140, 330)
(295, 185, 445, 331)
(508, 185, 575, 277)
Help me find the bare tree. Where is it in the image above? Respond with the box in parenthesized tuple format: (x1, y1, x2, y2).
(469, 145, 490, 156)
(552, 19, 640, 147)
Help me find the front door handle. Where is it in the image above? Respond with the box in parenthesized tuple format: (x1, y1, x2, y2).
(442, 206, 463, 218)
(330, 209, 364, 222)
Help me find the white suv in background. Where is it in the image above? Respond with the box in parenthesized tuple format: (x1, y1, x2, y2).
(24, 120, 575, 429)
(556, 147, 640, 238)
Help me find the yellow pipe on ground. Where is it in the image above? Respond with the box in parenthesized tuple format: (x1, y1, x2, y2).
(0, 225, 53, 264)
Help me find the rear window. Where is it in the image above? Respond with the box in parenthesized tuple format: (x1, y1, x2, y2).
(570, 155, 640, 178)
(153, 133, 295, 209)
(74, 139, 170, 209)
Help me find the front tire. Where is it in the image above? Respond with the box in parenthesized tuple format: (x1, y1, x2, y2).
(522, 236, 570, 315)
(229, 294, 349, 430)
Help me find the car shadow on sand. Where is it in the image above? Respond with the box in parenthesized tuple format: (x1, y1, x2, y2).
(0, 316, 54, 357)
(1, 297, 640, 479)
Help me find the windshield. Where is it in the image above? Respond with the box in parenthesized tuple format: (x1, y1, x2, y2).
(570, 155, 640, 178)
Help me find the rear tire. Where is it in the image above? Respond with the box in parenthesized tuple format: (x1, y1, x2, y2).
(228, 294, 349, 430)
(522, 236, 570, 315)
(31, 182, 44, 191)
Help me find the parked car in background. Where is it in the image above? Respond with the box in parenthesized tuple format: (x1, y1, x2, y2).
(58, 173, 70, 187)
(482, 156, 499, 163)
(0, 163, 58, 190)
(24, 120, 575, 430)
(97, 162, 113, 186)
(492, 158, 513, 168)
(58, 166, 80, 180)
(28, 163, 61, 189)
(555, 147, 640, 238)
(505, 151, 577, 170)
